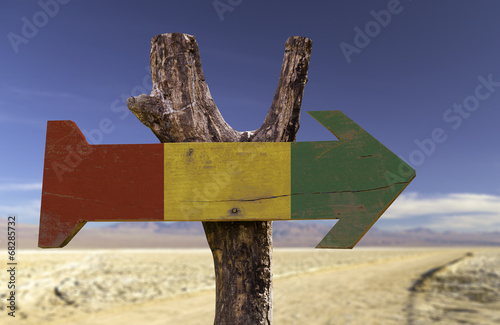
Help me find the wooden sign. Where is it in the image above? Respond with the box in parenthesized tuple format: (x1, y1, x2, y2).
(38, 111, 415, 248)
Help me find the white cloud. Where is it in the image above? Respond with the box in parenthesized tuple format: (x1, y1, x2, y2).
(427, 214, 500, 232)
(385, 192, 500, 218)
(0, 182, 42, 191)
(0, 199, 41, 224)
(384, 192, 500, 232)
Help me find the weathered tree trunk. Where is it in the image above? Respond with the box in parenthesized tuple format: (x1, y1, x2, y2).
(128, 33, 312, 325)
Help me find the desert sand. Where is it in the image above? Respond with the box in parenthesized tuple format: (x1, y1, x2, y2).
(1, 247, 498, 324)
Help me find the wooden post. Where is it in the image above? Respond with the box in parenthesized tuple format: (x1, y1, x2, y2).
(127, 33, 312, 324)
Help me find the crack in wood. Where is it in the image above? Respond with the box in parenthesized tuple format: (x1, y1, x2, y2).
(43, 192, 105, 203)
(182, 181, 409, 203)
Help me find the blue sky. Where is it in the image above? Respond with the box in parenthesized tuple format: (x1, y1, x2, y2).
(1, 0, 499, 232)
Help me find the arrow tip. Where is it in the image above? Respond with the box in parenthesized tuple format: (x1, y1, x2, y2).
(38, 216, 86, 248)
(39, 120, 90, 248)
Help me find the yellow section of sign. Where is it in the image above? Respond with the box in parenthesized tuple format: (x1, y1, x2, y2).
(164, 142, 291, 221)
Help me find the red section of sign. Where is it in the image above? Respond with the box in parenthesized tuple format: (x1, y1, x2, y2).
(39, 121, 164, 248)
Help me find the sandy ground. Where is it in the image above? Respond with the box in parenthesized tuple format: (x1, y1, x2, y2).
(1, 247, 498, 324)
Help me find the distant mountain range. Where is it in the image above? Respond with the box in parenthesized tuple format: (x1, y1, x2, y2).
(10, 220, 500, 249)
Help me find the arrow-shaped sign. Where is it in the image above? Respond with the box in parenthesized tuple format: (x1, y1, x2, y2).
(39, 111, 415, 249)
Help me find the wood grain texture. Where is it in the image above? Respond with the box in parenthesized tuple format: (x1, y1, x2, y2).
(38, 111, 415, 250)
(38, 120, 164, 248)
(290, 111, 415, 248)
(127, 33, 312, 325)
(164, 142, 291, 221)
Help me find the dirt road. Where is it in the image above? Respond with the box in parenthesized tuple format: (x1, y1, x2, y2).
(44, 248, 479, 325)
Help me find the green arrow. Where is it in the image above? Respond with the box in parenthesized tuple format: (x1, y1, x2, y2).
(291, 111, 415, 248)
